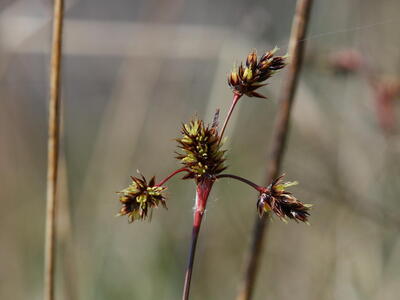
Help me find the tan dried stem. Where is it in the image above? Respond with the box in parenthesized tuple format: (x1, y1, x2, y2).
(235, 1, 314, 299)
(44, 1, 64, 300)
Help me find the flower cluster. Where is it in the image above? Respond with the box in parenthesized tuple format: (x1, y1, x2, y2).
(176, 118, 226, 181)
(228, 48, 287, 98)
(257, 175, 311, 223)
(117, 48, 311, 226)
(118, 175, 167, 222)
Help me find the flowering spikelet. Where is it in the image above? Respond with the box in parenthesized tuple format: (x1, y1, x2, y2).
(257, 174, 311, 223)
(228, 47, 287, 98)
(118, 175, 167, 222)
(176, 118, 226, 181)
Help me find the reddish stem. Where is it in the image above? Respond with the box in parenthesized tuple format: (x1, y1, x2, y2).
(157, 167, 190, 186)
(218, 93, 242, 143)
(182, 178, 214, 300)
(216, 174, 263, 192)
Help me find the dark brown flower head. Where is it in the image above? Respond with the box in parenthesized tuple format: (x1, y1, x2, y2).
(176, 118, 227, 181)
(228, 47, 288, 99)
(118, 175, 167, 223)
(257, 174, 311, 223)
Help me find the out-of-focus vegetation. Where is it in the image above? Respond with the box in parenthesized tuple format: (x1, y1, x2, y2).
(1, 0, 400, 299)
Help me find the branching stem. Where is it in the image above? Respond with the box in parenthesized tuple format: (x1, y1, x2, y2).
(216, 174, 263, 192)
(157, 167, 190, 186)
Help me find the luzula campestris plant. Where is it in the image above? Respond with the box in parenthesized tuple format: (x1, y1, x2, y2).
(116, 49, 311, 300)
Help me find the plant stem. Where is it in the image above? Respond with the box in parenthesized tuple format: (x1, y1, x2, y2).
(182, 178, 214, 300)
(182, 222, 201, 300)
(44, 1, 64, 300)
(219, 93, 242, 143)
(235, 1, 314, 300)
(157, 167, 190, 186)
(216, 174, 263, 192)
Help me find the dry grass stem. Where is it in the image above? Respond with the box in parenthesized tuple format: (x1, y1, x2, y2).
(236, 1, 314, 299)
(44, 1, 65, 300)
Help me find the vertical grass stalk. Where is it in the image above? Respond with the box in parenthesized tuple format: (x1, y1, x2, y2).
(44, 1, 65, 300)
(235, 1, 314, 299)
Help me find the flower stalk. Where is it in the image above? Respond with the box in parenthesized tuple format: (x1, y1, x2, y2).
(157, 167, 190, 186)
(218, 93, 242, 143)
(216, 174, 262, 191)
(217, 174, 310, 223)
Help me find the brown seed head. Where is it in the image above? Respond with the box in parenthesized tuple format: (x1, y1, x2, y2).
(257, 174, 311, 223)
(118, 175, 167, 222)
(228, 48, 287, 99)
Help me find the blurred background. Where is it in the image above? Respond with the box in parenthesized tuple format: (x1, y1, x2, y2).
(1, 0, 400, 299)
